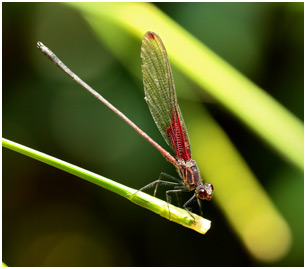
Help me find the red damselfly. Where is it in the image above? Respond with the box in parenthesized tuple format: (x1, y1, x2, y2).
(37, 31, 213, 217)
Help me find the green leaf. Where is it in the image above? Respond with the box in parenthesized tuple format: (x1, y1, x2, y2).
(67, 2, 303, 171)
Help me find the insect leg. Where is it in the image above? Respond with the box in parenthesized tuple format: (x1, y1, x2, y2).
(165, 187, 190, 220)
(134, 172, 183, 198)
(182, 193, 197, 220)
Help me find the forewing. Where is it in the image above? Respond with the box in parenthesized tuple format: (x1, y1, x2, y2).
(141, 32, 192, 160)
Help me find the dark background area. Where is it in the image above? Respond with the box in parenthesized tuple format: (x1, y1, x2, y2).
(3, 2, 303, 266)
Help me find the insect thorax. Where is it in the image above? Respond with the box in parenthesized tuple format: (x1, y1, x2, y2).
(176, 158, 202, 191)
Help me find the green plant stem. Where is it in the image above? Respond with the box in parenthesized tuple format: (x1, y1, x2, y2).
(2, 138, 211, 234)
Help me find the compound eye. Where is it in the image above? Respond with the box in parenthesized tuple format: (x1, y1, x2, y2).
(197, 183, 214, 200)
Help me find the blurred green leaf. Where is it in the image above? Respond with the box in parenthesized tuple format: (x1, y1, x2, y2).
(67, 2, 303, 171)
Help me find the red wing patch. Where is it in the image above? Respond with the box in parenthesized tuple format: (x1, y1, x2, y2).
(166, 110, 191, 161)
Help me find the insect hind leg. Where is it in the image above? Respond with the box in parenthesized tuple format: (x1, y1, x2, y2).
(134, 172, 183, 197)
(158, 172, 183, 183)
(132, 173, 187, 221)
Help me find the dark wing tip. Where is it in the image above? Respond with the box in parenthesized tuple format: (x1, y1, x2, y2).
(145, 31, 156, 40)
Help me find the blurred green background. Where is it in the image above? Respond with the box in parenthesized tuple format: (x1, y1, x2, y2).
(3, 2, 303, 266)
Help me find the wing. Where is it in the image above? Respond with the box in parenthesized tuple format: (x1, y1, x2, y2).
(141, 31, 192, 161)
